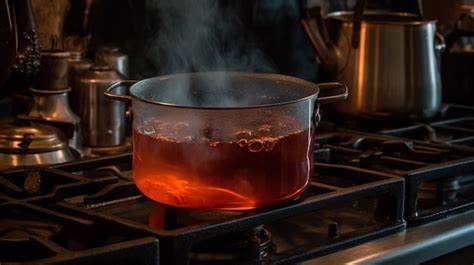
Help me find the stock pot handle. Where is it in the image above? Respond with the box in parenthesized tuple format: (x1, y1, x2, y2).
(316, 82, 348, 105)
(104, 80, 137, 104)
(435, 32, 446, 52)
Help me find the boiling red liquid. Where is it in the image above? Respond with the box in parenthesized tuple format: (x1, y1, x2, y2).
(133, 127, 314, 210)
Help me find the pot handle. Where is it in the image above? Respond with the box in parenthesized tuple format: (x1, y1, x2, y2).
(104, 80, 137, 104)
(316, 82, 348, 105)
(435, 32, 446, 52)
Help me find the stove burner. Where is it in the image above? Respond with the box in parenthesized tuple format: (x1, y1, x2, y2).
(189, 225, 272, 264)
(146, 206, 273, 263)
(0, 198, 159, 264)
(316, 132, 474, 225)
(0, 217, 61, 262)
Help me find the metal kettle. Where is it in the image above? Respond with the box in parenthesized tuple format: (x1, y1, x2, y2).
(0, 116, 77, 170)
(301, 7, 446, 120)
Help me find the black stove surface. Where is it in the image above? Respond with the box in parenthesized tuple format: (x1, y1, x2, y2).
(315, 132, 474, 226)
(319, 104, 474, 154)
(0, 154, 404, 264)
(3, 103, 474, 264)
(316, 104, 474, 226)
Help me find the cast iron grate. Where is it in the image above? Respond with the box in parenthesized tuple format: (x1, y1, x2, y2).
(0, 195, 159, 264)
(320, 104, 474, 153)
(379, 104, 474, 151)
(379, 116, 474, 153)
(1, 153, 404, 264)
(315, 132, 474, 226)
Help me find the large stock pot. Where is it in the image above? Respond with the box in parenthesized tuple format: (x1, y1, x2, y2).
(302, 10, 445, 120)
(105, 72, 347, 210)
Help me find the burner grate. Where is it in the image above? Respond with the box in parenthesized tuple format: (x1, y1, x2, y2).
(316, 132, 474, 226)
(0, 196, 159, 264)
(1, 153, 405, 264)
(377, 104, 474, 153)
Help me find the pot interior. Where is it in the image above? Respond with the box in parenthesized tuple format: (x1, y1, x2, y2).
(130, 72, 319, 108)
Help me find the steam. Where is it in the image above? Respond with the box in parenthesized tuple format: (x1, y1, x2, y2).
(142, 0, 274, 76)
(133, 1, 307, 141)
(134, 0, 277, 109)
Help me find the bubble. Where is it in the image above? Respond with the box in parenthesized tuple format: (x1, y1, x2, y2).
(235, 129, 252, 139)
(143, 125, 156, 135)
(263, 139, 275, 151)
(257, 124, 272, 135)
(209, 141, 219, 147)
(248, 139, 264, 152)
(238, 139, 248, 147)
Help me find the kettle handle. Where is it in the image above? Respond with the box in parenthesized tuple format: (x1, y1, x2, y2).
(104, 80, 137, 104)
(300, 6, 338, 71)
(316, 82, 348, 105)
(351, 0, 368, 49)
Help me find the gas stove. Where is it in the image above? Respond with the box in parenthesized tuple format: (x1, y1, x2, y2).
(1, 104, 474, 264)
(0, 153, 404, 264)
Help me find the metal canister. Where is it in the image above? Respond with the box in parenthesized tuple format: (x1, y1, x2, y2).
(77, 65, 125, 147)
(34, 50, 70, 90)
(68, 51, 93, 113)
(95, 46, 129, 78)
(29, 50, 81, 150)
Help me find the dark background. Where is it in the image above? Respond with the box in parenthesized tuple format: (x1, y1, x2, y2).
(72, 0, 422, 82)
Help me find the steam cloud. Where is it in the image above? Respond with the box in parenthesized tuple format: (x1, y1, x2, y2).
(133, 0, 306, 142)
(134, 0, 276, 108)
(142, 0, 274, 76)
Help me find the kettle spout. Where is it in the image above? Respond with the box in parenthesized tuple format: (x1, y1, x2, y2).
(301, 7, 339, 71)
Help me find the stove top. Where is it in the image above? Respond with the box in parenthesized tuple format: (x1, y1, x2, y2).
(2, 104, 474, 264)
(315, 132, 474, 226)
(320, 104, 474, 154)
(0, 154, 404, 264)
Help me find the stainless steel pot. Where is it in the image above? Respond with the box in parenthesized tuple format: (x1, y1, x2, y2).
(105, 72, 348, 210)
(95, 46, 129, 78)
(301, 10, 446, 120)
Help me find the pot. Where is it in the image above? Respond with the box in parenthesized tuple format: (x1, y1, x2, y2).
(301, 9, 446, 120)
(105, 72, 347, 210)
(95, 46, 130, 78)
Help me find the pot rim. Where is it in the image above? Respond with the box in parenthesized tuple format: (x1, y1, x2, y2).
(327, 10, 437, 26)
(128, 72, 321, 110)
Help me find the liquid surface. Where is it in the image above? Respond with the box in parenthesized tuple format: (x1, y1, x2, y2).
(133, 118, 314, 210)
